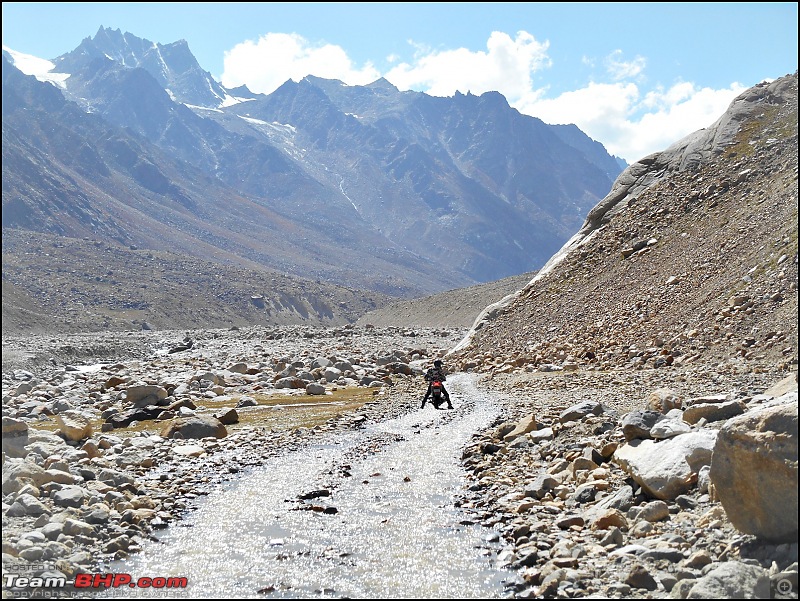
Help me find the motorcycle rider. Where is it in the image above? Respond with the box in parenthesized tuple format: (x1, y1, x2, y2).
(421, 359, 452, 409)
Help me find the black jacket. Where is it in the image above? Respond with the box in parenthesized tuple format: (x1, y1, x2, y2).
(424, 367, 447, 383)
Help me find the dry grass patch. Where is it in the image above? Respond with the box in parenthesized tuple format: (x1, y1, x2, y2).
(32, 387, 380, 439)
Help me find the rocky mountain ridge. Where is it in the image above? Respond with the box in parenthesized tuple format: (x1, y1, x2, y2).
(1, 54, 448, 300)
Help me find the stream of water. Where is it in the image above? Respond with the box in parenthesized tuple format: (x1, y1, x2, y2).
(100, 374, 512, 599)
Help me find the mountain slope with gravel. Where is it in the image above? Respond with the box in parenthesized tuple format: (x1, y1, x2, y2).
(1, 229, 392, 336)
(448, 72, 798, 376)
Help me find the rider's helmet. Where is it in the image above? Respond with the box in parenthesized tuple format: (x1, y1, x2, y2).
(434, 359, 442, 368)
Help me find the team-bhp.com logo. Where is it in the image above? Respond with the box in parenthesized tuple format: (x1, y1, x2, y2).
(4, 572, 188, 592)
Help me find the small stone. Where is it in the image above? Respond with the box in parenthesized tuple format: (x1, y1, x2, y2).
(625, 564, 658, 590)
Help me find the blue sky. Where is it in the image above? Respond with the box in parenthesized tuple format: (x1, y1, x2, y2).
(2, 2, 797, 163)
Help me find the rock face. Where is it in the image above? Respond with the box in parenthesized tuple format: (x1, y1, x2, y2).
(709, 398, 798, 542)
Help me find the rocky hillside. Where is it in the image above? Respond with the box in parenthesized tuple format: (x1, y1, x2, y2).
(449, 72, 798, 375)
(1, 229, 391, 335)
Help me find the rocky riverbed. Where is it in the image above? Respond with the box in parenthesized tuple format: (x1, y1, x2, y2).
(2, 325, 798, 599)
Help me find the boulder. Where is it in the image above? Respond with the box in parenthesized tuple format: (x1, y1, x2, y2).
(5, 493, 50, 517)
(55, 411, 93, 442)
(589, 508, 628, 531)
(106, 406, 162, 428)
(160, 415, 228, 439)
(650, 418, 692, 439)
(686, 561, 770, 599)
(559, 400, 603, 423)
(235, 396, 258, 408)
(621, 410, 665, 441)
(683, 400, 745, 425)
(614, 430, 717, 500)
(524, 474, 559, 499)
(95, 467, 135, 487)
(529, 427, 554, 442)
(504, 414, 538, 441)
(763, 373, 798, 397)
(215, 408, 239, 425)
(2, 417, 29, 458)
(24, 430, 70, 459)
(306, 383, 326, 396)
(387, 362, 413, 375)
(709, 400, 798, 542)
(274, 377, 305, 389)
(173, 444, 206, 457)
(323, 367, 342, 382)
(124, 385, 168, 407)
(647, 388, 682, 413)
(53, 486, 88, 508)
(2, 458, 50, 494)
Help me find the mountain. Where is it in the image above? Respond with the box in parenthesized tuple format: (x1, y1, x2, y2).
(448, 72, 798, 373)
(2, 26, 624, 310)
(1, 51, 461, 299)
(52, 26, 232, 108)
(225, 76, 616, 279)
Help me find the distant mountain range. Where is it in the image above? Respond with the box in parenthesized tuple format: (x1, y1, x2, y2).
(2, 26, 624, 299)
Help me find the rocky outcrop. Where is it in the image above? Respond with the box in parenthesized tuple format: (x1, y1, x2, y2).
(614, 431, 717, 500)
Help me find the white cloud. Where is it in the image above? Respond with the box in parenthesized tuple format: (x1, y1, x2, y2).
(604, 49, 646, 81)
(517, 79, 747, 163)
(221, 33, 380, 93)
(385, 31, 551, 99)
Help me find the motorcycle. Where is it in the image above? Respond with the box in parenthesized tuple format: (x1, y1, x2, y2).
(430, 380, 445, 409)
(422, 379, 452, 409)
